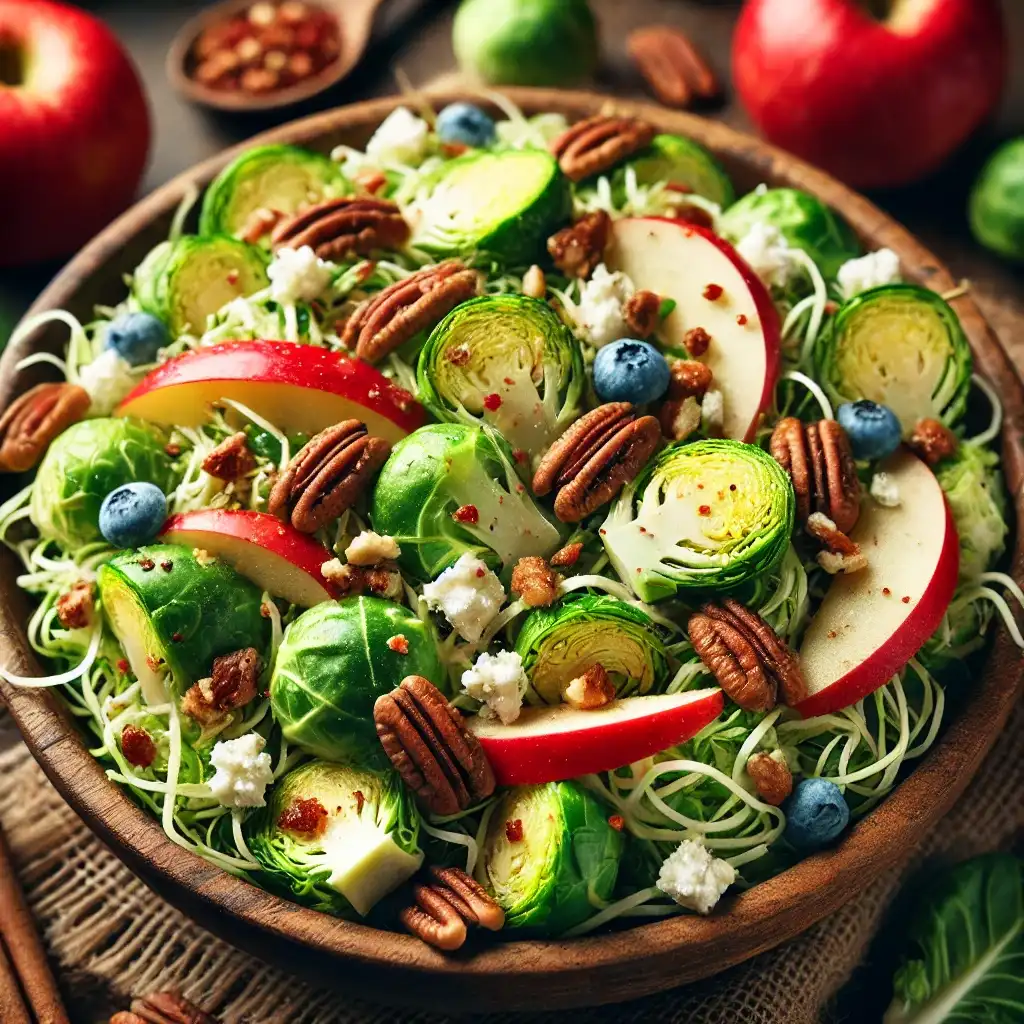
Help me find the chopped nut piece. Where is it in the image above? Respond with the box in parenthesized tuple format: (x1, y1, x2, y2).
(365, 563, 404, 600)
(56, 579, 95, 629)
(807, 511, 868, 574)
(659, 394, 702, 442)
(547, 210, 611, 279)
(550, 541, 584, 568)
(684, 326, 712, 357)
(201, 431, 255, 481)
(239, 206, 284, 244)
(668, 359, 713, 400)
(818, 548, 870, 575)
(745, 751, 793, 806)
(510, 556, 562, 608)
(387, 634, 410, 655)
(562, 664, 616, 710)
(181, 648, 260, 725)
(522, 264, 547, 299)
(910, 417, 958, 465)
(344, 530, 401, 566)
(623, 289, 663, 337)
(321, 558, 367, 595)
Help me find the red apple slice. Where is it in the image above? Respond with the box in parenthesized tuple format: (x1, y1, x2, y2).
(468, 688, 724, 786)
(160, 509, 339, 607)
(606, 217, 781, 442)
(117, 341, 425, 443)
(796, 449, 959, 719)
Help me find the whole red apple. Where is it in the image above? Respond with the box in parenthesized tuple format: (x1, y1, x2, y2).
(733, 0, 1007, 190)
(0, 0, 150, 266)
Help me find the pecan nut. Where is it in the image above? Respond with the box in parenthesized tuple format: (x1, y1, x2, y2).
(688, 598, 807, 710)
(549, 541, 583, 568)
(550, 115, 657, 182)
(269, 420, 390, 533)
(116, 990, 220, 1024)
(628, 25, 721, 109)
(533, 403, 661, 523)
(623, 289, 663, 337)
(745, 751, 793, 806)
(0, 381, 90, 473)
(547, 210, 611, 279)
(271, 197, 410, 261)
(770, 417, 860, 534)
(341, 261, 480, 363)
(909, 417, 958, 465)
(400, 865, 505, 951)
(510, 555, 561, 608)
(374, 675, 495, 816)
(201, 431, 255, 481)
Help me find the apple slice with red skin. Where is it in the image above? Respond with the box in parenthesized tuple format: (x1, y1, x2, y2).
(468, 687, 724, 786)
(117, 341, 426, 444)
(160, 509, 339, 607)
(795, 449, 959, 719)
(606, 217, 782, 443)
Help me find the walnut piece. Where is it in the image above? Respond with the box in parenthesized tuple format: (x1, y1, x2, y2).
(546, 210, 611, 279)
(321, 558, 367, 595)
(562, 664, 616, 710)
(910, 417, 958, 465)
(510, 556, 562, 608)
(623, 290, 663, 337)
(56, 579, 95, 629)
(806, 512, 868, 575)
(181, 648, 260, 725)
(201, 431, 255, 481)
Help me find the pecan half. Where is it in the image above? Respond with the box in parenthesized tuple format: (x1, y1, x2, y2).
(0, 382, 91, 473)
(374, 675, 495, 816)
(909, 417, 958, 465)
(550, 115, 657, 182)
(269, 420, 390, 533)
(770, 417, 860, 534)
(400, 865, 504, 952)
(115, 990, 219, 1024)
(201, 431, 255, 481)
(510, 556, 561, 608)
(623, 290, 663, 337)
(56, 579, 95, 629)
(628, 25, 721, 109)
(547, 210, 611, 279)
(533, 403, 661, 523)
(271, 197, 410, 261)
(689, 599, 806, 710)
(746, 751, 793, 806)
(550, 541, 583, 568)
(341, 261, 479, 363)
(562, 663, 616, 710)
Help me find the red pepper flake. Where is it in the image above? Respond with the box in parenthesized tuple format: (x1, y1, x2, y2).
(116, 659, 130, 674)
(825, 300, 840, 315)
(483, 393, 503, 412)
(145, 655, 164, 672)
(387, 634, 409, 655)
(698, 504, 712, 516)
(505, 818, 524, 843)
(260, 602, 272, 618)
(512, 448, 528, 465)
(121, 724, 157, 768)
(278, 797, 329, 838)
(475, 567, 486, 578)
(354, 790, 366, 814)
(441, 142, 469, 158)
(160, 560, 173, 572)
(503, 377, 515, 386)
(608, 814, 625, 832)
(139, 558, 155, 572)
(666, 181, 694, 195)
(446, 344, 471, 366)
(165, 443, 182, 457)
(262, 688, 271, 698)
(882, 587, 891, 596)
(703, 283, 724, 302)
(736, 314, 748, 326)
(827, 630, 838, 639)
(227, 270, 240, 286)
(452, 504, 479, 525)
(902, 595, 911, 604)
(171, 632, 184, 643)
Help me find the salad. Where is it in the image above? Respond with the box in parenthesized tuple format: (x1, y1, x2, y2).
(1, 95, 1021, 950)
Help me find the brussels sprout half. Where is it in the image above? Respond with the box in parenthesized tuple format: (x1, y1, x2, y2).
(270, 596, 444, 764)
(602, 439, 794, 602)
(417, 294, 584, 460)
(720, 187, 861, 280)
(98, 544, 270, 705)
(482, 780, 623, 934)
(371, 422, 562, 582)
(622, 134, 735, 207)
(815, 284, 973, 434)
(30, 418, 178, 550)
(133, 235, 269, 337)
(413, 149, 572, 265)
(246, 760, 423, 918)
(515, 593, 669, 704)
(199, 144, 349, 243)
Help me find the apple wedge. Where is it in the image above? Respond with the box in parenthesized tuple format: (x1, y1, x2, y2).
(796, 449, 959, 719)
(159, 509, 339, 607)
(117, 341, 426, 444)
(606, 217, 781, 442)
(468, 687, 724, 786)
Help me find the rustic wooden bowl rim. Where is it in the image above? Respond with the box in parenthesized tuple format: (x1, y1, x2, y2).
(1, 89, 1022, 1012)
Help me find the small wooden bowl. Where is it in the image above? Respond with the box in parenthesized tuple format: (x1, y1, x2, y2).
(1, 90, 1022, 1012)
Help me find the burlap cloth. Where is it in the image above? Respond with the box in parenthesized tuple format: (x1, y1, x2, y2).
(0, 693, 1020, 1024)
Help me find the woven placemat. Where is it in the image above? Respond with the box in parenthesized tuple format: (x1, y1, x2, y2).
(1, 694, 1021, 1024)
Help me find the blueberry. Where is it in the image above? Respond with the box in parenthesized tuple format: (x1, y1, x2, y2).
(836, 400, 902, 461)
(99, 483, 168, 549)
(592, 339, 671, 406)
(436, 103, 497, 148)
(783, 778, 850, 851)
(104, 312, 170, 367)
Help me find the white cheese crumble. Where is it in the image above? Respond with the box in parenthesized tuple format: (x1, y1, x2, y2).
(208, 733, 274, 808)
(365, 106, 431, 166)
(837, 248, 900, 300)
(461, 650, 528, 725)
(422, 553, 505, 644)
(345, 531, 401, 566)
(701, 388, 725, 437)
(870, 471, 902, 508)
(656, 839, 737, 915)
(735, 222, 795, 289)
(267, 245, 333, 305)
(573, 263, 635, 347)
(77, 349, 137, 416)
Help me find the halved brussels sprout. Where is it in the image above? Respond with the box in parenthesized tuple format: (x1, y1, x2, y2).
(413, 149, 572, 264)
(417, 295, 584, 460)
(246, 760, 423, 917)
(270, 596, 444, 764)
(482, 780, 623, 933)
(199, 144, 349, 243)
(515, 593, 669, 703)
(602, 439, 794, 602)
(814, 284, 973, 434)
(622, 134, 735, 207)
(30, 418, 178, 549)
(935, 442, 1007, 580)
(720, 187, 861, 280)
(98, 544, 270, 704)
(371, 423, 562, 582)
(132, 235, 269, 337)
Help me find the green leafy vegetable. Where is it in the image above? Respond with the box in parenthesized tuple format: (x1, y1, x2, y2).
(623, 134, 735, 207)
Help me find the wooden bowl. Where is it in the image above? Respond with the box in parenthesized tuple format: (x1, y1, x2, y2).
(1, 89, 1022, 1013)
